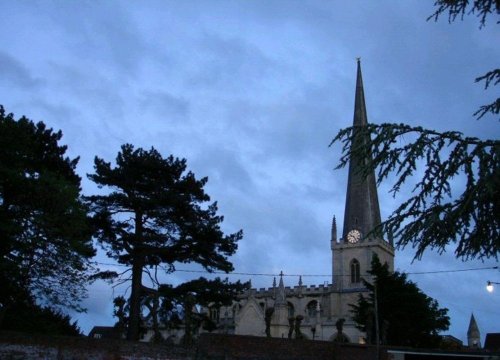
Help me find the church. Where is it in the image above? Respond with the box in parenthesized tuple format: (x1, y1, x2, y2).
(205, 60, 395, 343)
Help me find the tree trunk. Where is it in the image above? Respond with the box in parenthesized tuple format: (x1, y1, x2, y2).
(127, 210, 144, 341)
(0, 303, 9, 328)
(127, 256, 144, 341)
(152, 294, 161, 342)
(183, 296, 194, 346)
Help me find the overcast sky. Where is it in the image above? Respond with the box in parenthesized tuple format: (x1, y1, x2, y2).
(1, 0, 498, 343)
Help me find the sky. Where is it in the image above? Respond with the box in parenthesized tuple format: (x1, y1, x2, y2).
(0, 0, 498, 344)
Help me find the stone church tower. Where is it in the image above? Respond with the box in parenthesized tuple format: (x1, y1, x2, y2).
(332, 59, 394, 291)
(202, 60, 395, 343)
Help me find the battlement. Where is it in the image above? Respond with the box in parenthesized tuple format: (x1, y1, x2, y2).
(241, 283, 334, 299)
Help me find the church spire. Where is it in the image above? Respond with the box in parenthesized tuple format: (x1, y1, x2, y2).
(467, 313, 481, 348)
(342, 59, 382, 242)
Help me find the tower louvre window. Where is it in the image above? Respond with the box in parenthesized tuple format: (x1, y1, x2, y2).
(350, 259, 360, 284)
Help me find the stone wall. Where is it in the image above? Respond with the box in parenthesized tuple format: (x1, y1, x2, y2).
(196, 333, 384, 360)
(0, 332, 192, 360)
(0, 331, 383, 359)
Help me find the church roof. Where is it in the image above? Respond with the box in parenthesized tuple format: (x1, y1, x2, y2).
(484, 333, 500, 350)
(342, 59, 382, 241)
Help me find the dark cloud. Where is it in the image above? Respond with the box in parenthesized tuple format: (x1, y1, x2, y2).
(140, 90, 190, 119)
(0, 52, 44, 88)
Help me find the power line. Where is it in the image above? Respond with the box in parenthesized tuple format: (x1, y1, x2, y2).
(94, 262, 498, 278)
(406, 266, 498, 275)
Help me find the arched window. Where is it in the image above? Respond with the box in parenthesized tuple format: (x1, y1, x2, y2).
(287, 302, 295, 318)
(209, 306, 220, 322)
(306, 300, 318, 318)
(350, 259, 360, 284)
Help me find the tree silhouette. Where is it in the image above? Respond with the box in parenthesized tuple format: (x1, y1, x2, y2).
(0, 105, 94, 327)
(350, 256, 450, 348)
(87, 144, 243, 341)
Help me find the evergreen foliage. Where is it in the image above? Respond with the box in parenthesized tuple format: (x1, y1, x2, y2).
(332, 124, 499, 260)
(429, 0, 499, 120)
(87, 144, 243, 341)
(159, 277, 249, 345)
(429, 0, 499, 29)
(1, 295, 82, 336)
(0, 105, 94, 327)
(350, 256, 450, 348)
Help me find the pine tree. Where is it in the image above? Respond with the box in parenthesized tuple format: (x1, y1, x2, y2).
(87, 144, 243, 341)
(0, 105, 94, 327)
(350, 256, 450, 348)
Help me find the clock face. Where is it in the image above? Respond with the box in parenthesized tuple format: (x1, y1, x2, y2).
(347, 229, 361, 244)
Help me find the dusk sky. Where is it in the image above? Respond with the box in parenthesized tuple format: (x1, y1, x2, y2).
(0, 1, 498, 343)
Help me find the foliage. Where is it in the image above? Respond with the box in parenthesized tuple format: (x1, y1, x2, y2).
(166, 277, 249, 308)
(427, 0, 500, 119)
(109, 277, 248, 343)
(429, 0, 499, 119)
(350, 256, 450, 348)
(87, 144, 243, 341)
(113, 296, 129, 331)
(473, 69, 500, 120)
(428, 0, 499, 28)
(159, 277, 249, 345)
(1, 294, 82, 336)
(0, 105, 94, 324)
(332, 124, 499, 260)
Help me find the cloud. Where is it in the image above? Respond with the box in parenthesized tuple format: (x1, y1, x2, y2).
(140, 90, 190, 120)
(0, 0, 498, 340)
(0, 51, 44, 88)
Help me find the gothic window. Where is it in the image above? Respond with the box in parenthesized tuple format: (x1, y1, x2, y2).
(350, 259, 360, 284)
(306, 300, 318, 318)
(232, 304, 241, 318)
(209, 307, 220, 322)
(287, 302, 295, 318)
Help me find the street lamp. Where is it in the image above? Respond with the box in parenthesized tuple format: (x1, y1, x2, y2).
(486, 281, 500, 293)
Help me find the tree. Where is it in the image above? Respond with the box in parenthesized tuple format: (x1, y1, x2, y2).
(332, 124, 499, 260)
(350, 256, 450, 348)
(1, 297, 82, 336)
(429, 1, 499, 121)
(160, 277, 249, 344)
(0, 105, 95, 327)
(331, 1, 499, 261)
(87, 144, 243, 341)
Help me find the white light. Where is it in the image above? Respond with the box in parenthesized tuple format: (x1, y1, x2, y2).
(486, 281, 494, 293)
